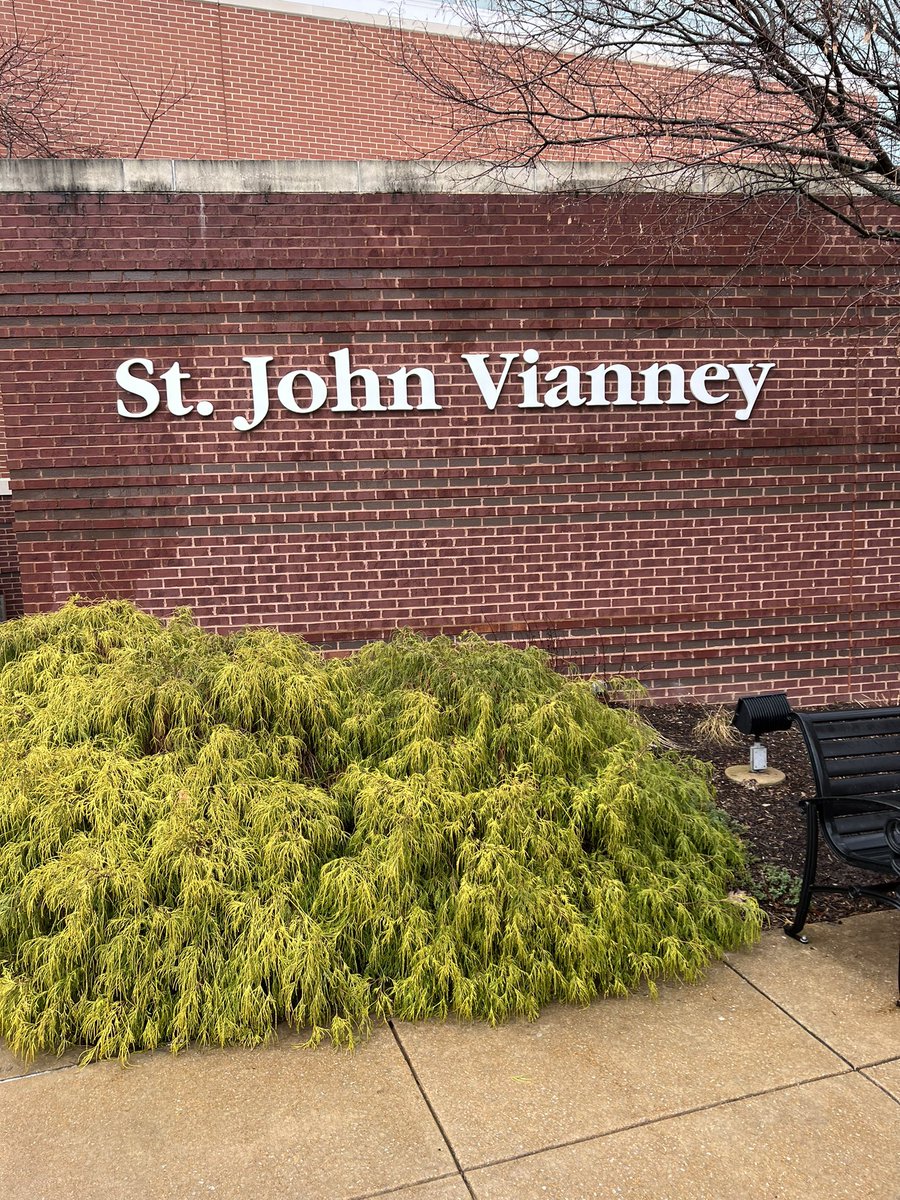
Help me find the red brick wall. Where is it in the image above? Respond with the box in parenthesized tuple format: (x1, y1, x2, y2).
(0, 0, 488, 159)
(1, 0, 728, 162)
(0, 185, 898, 704)
(0, 498, 23, 619)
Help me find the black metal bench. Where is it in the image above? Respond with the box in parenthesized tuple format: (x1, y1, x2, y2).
(733, 696, 900, 997)
(786, 708, 900, 941)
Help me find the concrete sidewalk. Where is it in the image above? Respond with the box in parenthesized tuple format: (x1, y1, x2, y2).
(1, 911, 899, 1200)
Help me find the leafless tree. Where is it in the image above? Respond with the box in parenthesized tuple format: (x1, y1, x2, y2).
(0, 32, 103, 158)
(400, 0, 900, 241)
(0, 31, 191, 159)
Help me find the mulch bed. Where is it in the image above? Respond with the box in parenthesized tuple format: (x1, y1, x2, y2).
(642, 701, 888, 928)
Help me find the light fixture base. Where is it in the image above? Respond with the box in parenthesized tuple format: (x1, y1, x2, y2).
(725, 765, 786, 787)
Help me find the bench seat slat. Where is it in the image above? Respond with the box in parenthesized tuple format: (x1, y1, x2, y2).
(832, 833, 895, 857)
(829, 842, 895, 869)
(826, 809, 898, 833)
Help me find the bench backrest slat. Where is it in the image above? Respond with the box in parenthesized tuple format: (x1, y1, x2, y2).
(793, 709, 900, 803)
(810, 715, 900, 738)
(821, 736, 900, 758)
(827, 753, 900, 777)
(827, 773, 900, 799)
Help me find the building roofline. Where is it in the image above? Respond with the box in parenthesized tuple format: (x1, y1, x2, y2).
(194, 0, 695, 70)
(196, 0, 472, 38)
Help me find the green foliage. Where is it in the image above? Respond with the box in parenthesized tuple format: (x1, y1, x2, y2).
(0, 600, 761, 1061)
(752, 863, 802, 911)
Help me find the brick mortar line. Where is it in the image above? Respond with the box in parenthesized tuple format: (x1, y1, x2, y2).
(0, 267, 883, 288)
(11, 441, 893, 481)
(14, 496, 900, 538)
(0, 324, 883, 346)
(13, 465, 896, 501)
(0, 286, 879, 306)
(0, 303, 867, 325)
(20, 485, 900, 524)
(315, 624, 897, 650)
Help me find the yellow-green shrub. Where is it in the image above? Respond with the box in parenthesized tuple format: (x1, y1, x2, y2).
(0, 599, 760, 1061)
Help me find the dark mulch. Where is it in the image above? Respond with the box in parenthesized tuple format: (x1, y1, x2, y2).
(642, 701, 891, 929)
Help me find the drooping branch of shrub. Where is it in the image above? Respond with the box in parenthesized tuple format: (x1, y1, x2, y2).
(0, 600, 760, 1062)
(398, 0, 900, 241)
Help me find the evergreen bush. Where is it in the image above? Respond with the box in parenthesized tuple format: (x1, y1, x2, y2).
(0, 599, 760, 1061)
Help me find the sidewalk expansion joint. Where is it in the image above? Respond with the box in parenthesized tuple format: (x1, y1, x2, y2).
(858, 1051, 900, 1070)
(387, 1018, 477, 1200)
(723, 955, 856, 1068)
(860, 1070, 900, 1109)
(462, 1069, 853, 1177)
(0, 1061, 83, 1085)
(347, 1169, 466, 1200)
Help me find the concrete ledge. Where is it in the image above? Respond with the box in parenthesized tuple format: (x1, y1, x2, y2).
(0, 157, 751, 196)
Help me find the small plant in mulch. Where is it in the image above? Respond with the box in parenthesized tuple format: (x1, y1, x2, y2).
(691, 706, 741, 748)
(0, 600, 761, 1063)
(752, 863, 803, 910)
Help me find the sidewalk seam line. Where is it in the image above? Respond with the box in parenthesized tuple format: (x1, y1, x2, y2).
(722, 955, 856, 1067)
(858, 1052, 900, 1069)
(858, 1070, 900, 1109)
(463, 1068, 852, 1175)
(387, 1019, 477, 1199)
(0, 1061, 83, 1085)
(347, 1169, 462, 1200)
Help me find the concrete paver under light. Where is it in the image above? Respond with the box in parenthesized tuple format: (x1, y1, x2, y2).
(0, 913, 897, 1200)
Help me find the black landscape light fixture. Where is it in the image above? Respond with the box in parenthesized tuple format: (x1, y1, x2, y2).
(731, 692, 794, 774)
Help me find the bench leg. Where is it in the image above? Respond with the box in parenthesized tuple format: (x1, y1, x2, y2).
(784, 800, 818, 942)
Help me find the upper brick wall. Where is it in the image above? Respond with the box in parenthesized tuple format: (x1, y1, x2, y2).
(2, 0, 482, 159)
(1, 0, 729, 162)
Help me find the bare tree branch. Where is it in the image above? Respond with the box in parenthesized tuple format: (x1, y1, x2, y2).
(0, 32, 103, 158)
(0, 32, 192, 160)
(397, 0, 900, 240)
(115, 66, 194, 158)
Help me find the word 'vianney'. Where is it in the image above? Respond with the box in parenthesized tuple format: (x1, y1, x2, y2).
(115, 349, 776, 428)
